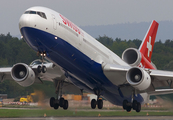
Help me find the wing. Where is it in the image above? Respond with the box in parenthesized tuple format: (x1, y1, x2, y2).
(0, 61, 82, 94)
(103, 63, 173, 96)
(0, 67, 12, 82)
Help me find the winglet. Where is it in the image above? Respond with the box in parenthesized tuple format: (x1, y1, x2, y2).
(139, 20, 159, 62)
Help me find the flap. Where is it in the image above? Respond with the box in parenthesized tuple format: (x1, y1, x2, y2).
(148, 89, 173, 96)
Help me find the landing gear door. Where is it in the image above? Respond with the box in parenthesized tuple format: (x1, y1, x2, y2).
(52, 14, 57, 30)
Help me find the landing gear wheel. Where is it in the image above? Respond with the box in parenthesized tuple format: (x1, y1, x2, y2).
(59, 98, 64, 107)
(132, 100, 137, 110)
(136, 102, 141, 112)
(50, 97, 55, 107)
(63, 100, 68, 110)
(123, 100, 128, 110)
(42, 66, 47, 73)
(54, 103, 59, 110)
(98, 99, 103, 109)
(126, 106, 132, 112)
(91, 99, 97, 109)
(37, 66, 42, 73)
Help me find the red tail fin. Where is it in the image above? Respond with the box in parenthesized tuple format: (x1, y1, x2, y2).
(139, 20, 159, 62)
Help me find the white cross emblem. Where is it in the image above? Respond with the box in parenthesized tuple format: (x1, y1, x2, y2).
(147, 36, 152, 57)
(139, 63, 144, 68)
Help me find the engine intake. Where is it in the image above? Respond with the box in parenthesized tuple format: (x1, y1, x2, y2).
(122, 48, 141, 66)
(11, 63, 35, 87)
(126, 67, 151, 91)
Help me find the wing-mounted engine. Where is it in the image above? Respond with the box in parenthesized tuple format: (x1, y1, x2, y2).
(122, 48, 141, 67)
(126, 67, 151, 91)
(11, 63, 35, 87)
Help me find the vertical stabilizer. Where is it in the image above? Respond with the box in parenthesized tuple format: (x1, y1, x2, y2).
(139, 20, 159, 62)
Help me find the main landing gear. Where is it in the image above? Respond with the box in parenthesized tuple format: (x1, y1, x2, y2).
(123, 90, 141, 112)
(49, 80, 69, 110)
(123, 100, 141, 112)
(50, 97, 68, 110)
(91, 89, 103, 109)
(91, 98, 103, 109)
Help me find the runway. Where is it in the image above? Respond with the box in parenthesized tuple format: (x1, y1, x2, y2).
(0, 116, 173, 120)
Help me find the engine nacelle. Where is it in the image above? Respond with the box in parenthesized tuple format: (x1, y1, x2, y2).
(122, 48, 141, 66)
(11, 63, 35, 87)
(126, 67, 151, 91)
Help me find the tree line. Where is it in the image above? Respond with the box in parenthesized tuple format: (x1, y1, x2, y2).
(1, 33, 173, 99)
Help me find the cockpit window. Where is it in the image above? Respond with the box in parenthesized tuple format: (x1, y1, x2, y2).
(24, 10, 47, 19)
(24, 11, 30, 14)
(37, 12, 47, 19)
(30, 11, 36, 14)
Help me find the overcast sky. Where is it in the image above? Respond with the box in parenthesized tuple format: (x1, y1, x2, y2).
(1, 0, 173, 36)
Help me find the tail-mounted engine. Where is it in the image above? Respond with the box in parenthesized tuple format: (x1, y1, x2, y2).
(122, 48, 141, 67)
(11, 63, 35, 87)
(122, 48, 157, 69)
(126, 67, 151, 91)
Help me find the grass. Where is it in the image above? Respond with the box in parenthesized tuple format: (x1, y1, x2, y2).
(0, 108, 173, 118)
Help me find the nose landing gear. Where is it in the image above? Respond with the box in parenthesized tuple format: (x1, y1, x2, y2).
(37, 65, 47, 73)
(37, 52, 47, 73)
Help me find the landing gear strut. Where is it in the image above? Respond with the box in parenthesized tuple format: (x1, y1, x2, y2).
(91, 89, 103, 109)
(49, 80, 68, 110)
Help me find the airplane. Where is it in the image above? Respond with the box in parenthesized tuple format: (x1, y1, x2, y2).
(1, 6, 173, 112)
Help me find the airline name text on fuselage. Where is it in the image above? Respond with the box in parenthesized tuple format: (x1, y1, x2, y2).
(59, 14, 82, 35)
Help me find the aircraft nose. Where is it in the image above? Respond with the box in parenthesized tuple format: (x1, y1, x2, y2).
(19, 13, 30, 31)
